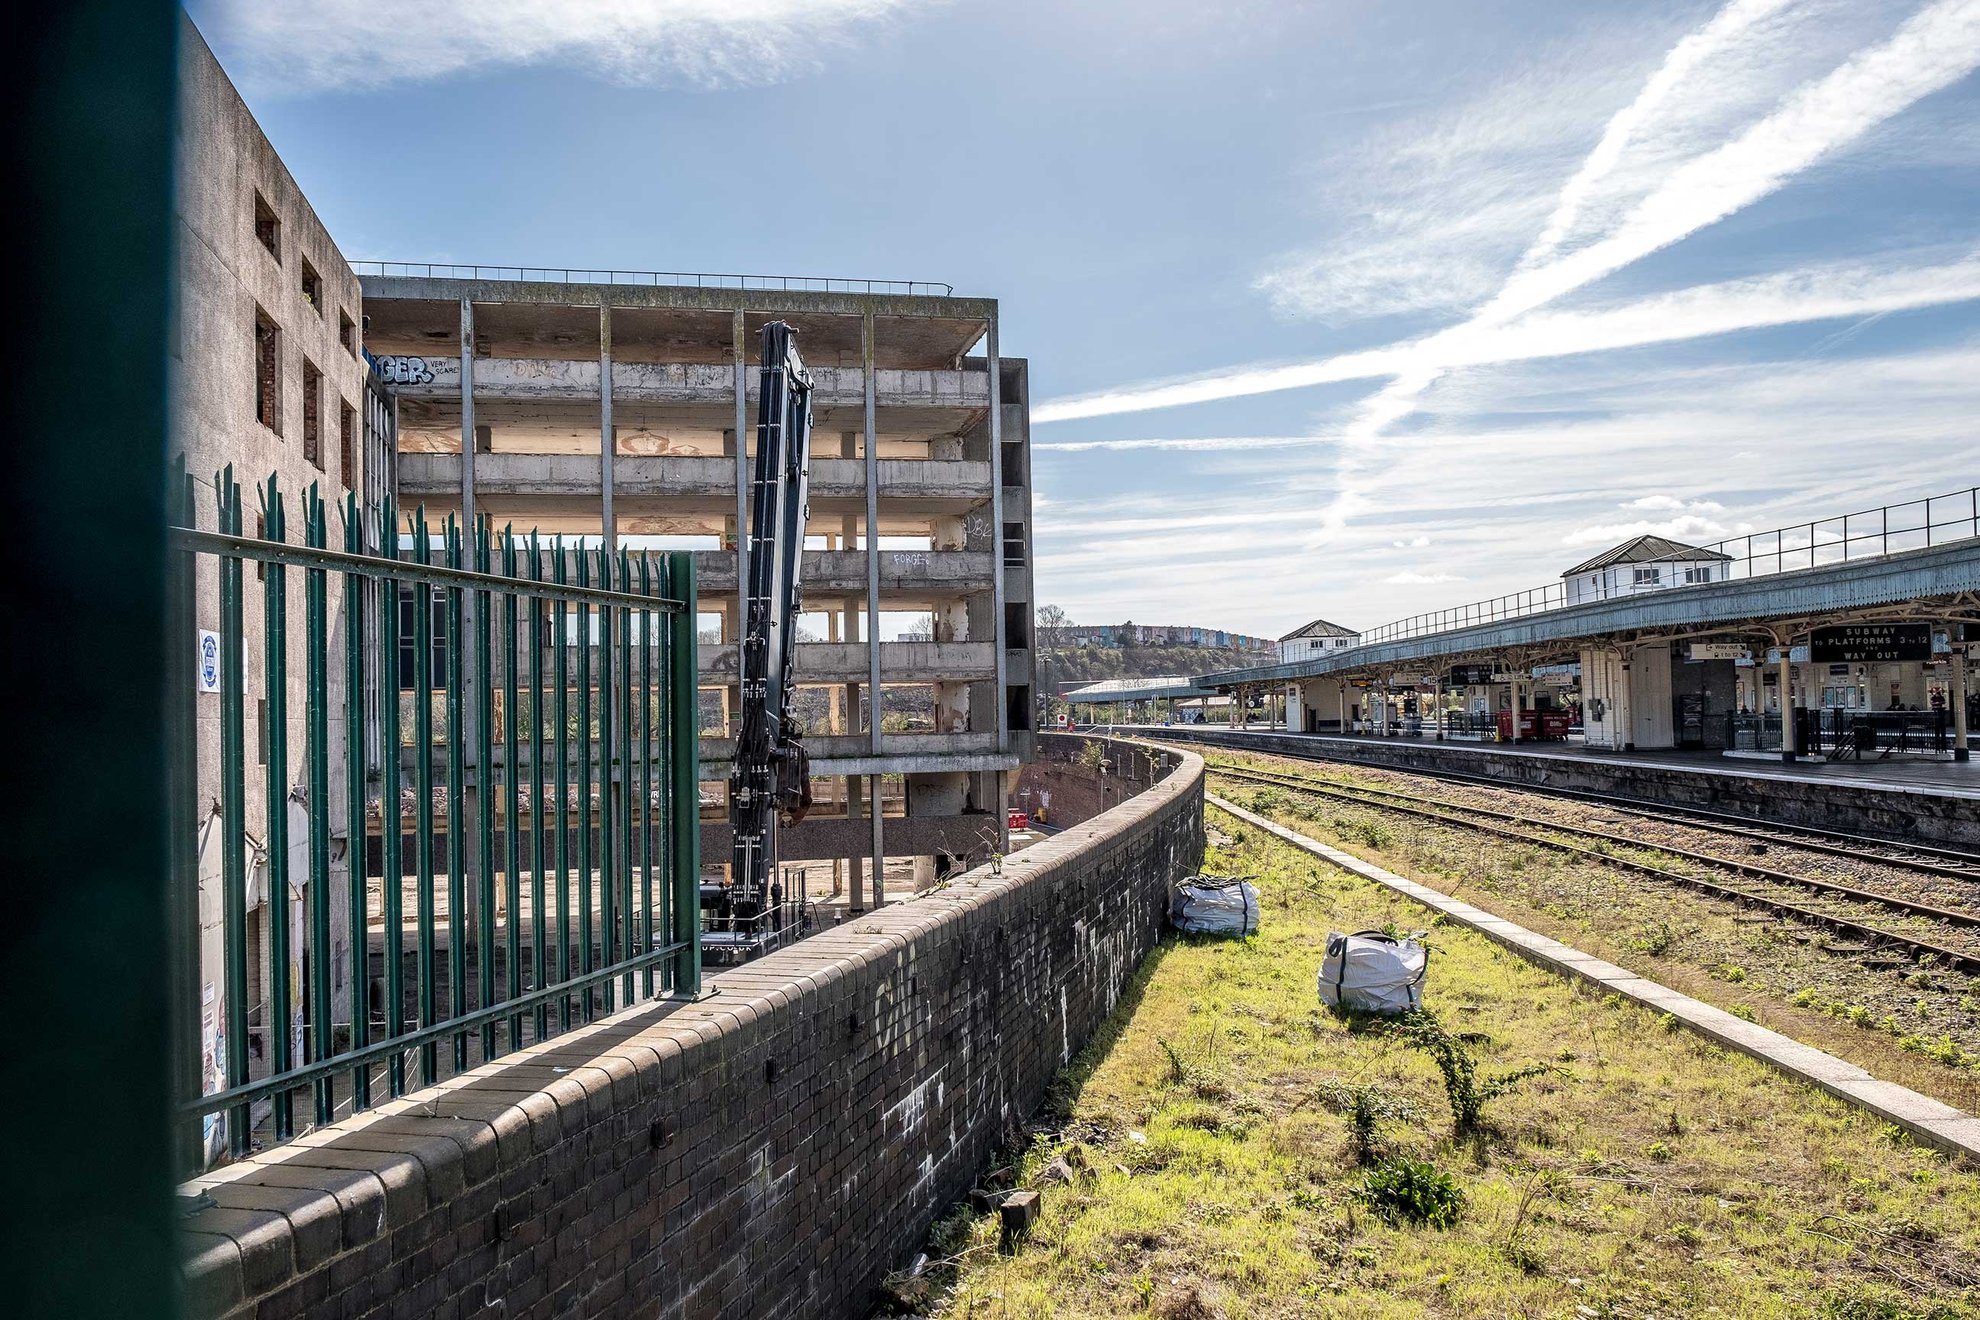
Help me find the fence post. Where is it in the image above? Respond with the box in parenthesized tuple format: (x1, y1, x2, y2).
(666, 551, 701, 998)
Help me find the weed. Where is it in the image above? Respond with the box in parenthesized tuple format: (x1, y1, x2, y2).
(1396, 1009, 1551, 1137)
(1658, 1012, 1681, 1033)
(1306, 1080, 1426, 1164)
(1157, 1037, 1190, 1086)
(1355, 1156, 1466, 1229)
(1713, 963, 1748, 984)
(1351, 819, 1395, 850)
(1732, 1004, 1757, 1023)
(1646, 1140, 1675, 1162)
(1628, 919, 1684, 956)
(1791, 987, 1819, 1008)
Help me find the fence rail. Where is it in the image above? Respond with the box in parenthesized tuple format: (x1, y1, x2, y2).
(167, 462, 699, 1172)
(351, 260, 956, 298)
(1357, 487, 1980, 648)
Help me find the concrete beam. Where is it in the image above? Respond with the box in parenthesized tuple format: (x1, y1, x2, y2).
(398, 453, 992, 510)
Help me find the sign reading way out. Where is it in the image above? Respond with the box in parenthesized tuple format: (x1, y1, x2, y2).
(1809, 623, 1933, 664)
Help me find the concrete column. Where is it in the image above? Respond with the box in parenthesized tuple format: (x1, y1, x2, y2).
(733, 309, 748, 661)
(457, 296, 482, 919)
(599, 304, 614, 547)
(846, 775, 866, 912)
(459, 297, 475, 523)
(863, 312, 882, 755)
(1338, 680, 1348, 733)
(1779, 642, 1797, 763)
(987, 312, 1008, 750)
(1951, 631, 1969, 762)
(869, 772, 885, 907)
(1434, 679, 1445, 741)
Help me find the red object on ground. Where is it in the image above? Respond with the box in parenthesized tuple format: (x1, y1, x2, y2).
(1495, 709, 1573, 740)
(1007, 809, 1029, 830)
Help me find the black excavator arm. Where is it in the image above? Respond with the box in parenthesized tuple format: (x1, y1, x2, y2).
(728, 321, 815, 905)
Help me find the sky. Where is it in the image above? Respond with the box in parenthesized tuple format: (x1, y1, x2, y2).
(190, 0, 1980, 639)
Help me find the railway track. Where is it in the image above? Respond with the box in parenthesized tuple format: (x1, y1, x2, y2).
(1165, 734, 1980, 874)
(1207, 762, 1980, 976)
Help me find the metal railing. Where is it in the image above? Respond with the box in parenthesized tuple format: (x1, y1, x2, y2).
(1353, 487, 1980, 648)
(166, 463, 700, 1170)
(351, 260, 955, 298)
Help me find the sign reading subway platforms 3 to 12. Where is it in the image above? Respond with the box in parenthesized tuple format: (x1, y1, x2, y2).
(1809, 622, 1933, 664)
(1448, 663, 1497, 686)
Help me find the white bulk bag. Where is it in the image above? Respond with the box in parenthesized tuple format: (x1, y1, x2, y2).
(1317, 930, 1428, 1014)
(1169, 875, 1260, 937)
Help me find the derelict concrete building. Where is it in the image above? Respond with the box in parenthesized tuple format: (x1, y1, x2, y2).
(359, 271, 1037, 903)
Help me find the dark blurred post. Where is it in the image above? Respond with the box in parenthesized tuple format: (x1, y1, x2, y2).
(0, 5, 180, 1319)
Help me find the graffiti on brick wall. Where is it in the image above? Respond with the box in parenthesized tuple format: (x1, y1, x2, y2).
(373, 355, 434, 386)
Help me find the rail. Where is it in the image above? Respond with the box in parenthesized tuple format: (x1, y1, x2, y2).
(165, 462, 700, 1174)
(351, 260, 955, 298)
(1353, 486, 1980, 648)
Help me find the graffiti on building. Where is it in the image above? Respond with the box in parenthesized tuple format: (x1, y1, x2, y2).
(373, 355, 435, 386)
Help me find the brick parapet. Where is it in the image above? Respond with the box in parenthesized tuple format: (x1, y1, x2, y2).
(179, 740, 1204, 1319)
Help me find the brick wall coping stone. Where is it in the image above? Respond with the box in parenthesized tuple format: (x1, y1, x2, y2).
(1208, 791, 1980, 1164)
(176, 740, 1204, 1319)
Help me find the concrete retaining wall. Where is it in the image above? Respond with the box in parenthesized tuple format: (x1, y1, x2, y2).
(178, 740, 1204, 1320)
(1145, 726, 1978, 848)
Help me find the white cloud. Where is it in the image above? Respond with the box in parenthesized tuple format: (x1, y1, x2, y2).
(1393, 535, 1432, 548)
(1522, 0, 1798, 266)
(1032, 435, 1327, 454)
(1563, 494, 1747, 545)
(201, 0, 927, 93)
(1383, 570, 1464, 585)
(1035, 0, 1980, 429)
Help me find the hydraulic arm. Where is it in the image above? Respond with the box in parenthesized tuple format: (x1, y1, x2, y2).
(729, 321, 815, 903)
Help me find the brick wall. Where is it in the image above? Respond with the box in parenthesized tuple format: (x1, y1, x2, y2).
(179, 740, 1204, 1319)
(1012, 732, 1172, 828)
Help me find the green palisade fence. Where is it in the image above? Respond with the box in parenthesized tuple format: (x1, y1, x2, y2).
(167, 462, 700, 1168)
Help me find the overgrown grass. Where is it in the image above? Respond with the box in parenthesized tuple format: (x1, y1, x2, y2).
(928, 809, 1980, 1319)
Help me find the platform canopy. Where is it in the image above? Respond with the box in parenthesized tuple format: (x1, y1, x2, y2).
(1064, 675, 1224, 705)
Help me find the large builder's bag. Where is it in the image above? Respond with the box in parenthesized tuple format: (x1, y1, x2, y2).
(1169, 874, 1260, 937)
(1317, 929, 1428, 1014)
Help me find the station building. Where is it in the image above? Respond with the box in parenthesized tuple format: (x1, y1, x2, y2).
(1277, 617, 1361, 664)
(1202, 497, 1980, 766)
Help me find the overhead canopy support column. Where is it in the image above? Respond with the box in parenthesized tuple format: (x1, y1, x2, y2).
(1952, 626, 1970, 764)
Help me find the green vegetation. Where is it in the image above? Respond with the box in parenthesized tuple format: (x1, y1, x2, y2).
(926, 811, 1980, 1319)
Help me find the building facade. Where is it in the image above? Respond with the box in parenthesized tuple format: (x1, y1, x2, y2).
(359, 273, 1036, 900)
(171, 19, 386, 1152)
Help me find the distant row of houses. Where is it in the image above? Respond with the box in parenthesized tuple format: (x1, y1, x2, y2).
(1046, 623, 1280, 652)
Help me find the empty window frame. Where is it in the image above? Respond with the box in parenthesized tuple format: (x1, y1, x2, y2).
(1003, 602, 1032, 649)
(299, 257, 321, 314)
(1006, 684, 1033, 732)
(1000, 440, 1026, 486)
(301, 358, 322, 469)
(339, 400, 357, 488)
(1002, 521, 1027, 567)
(253, 309, 281, 432)
(396, 588, 450, 691)
(338, 309, 356, 356)
(253, 193, 280, 261)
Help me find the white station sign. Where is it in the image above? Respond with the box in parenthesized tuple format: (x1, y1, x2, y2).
(1686, 642, 1749, 662)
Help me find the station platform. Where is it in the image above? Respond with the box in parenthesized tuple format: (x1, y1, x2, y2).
(1139, 726, 1979, 798)
(1104, 724, 1980, 847)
